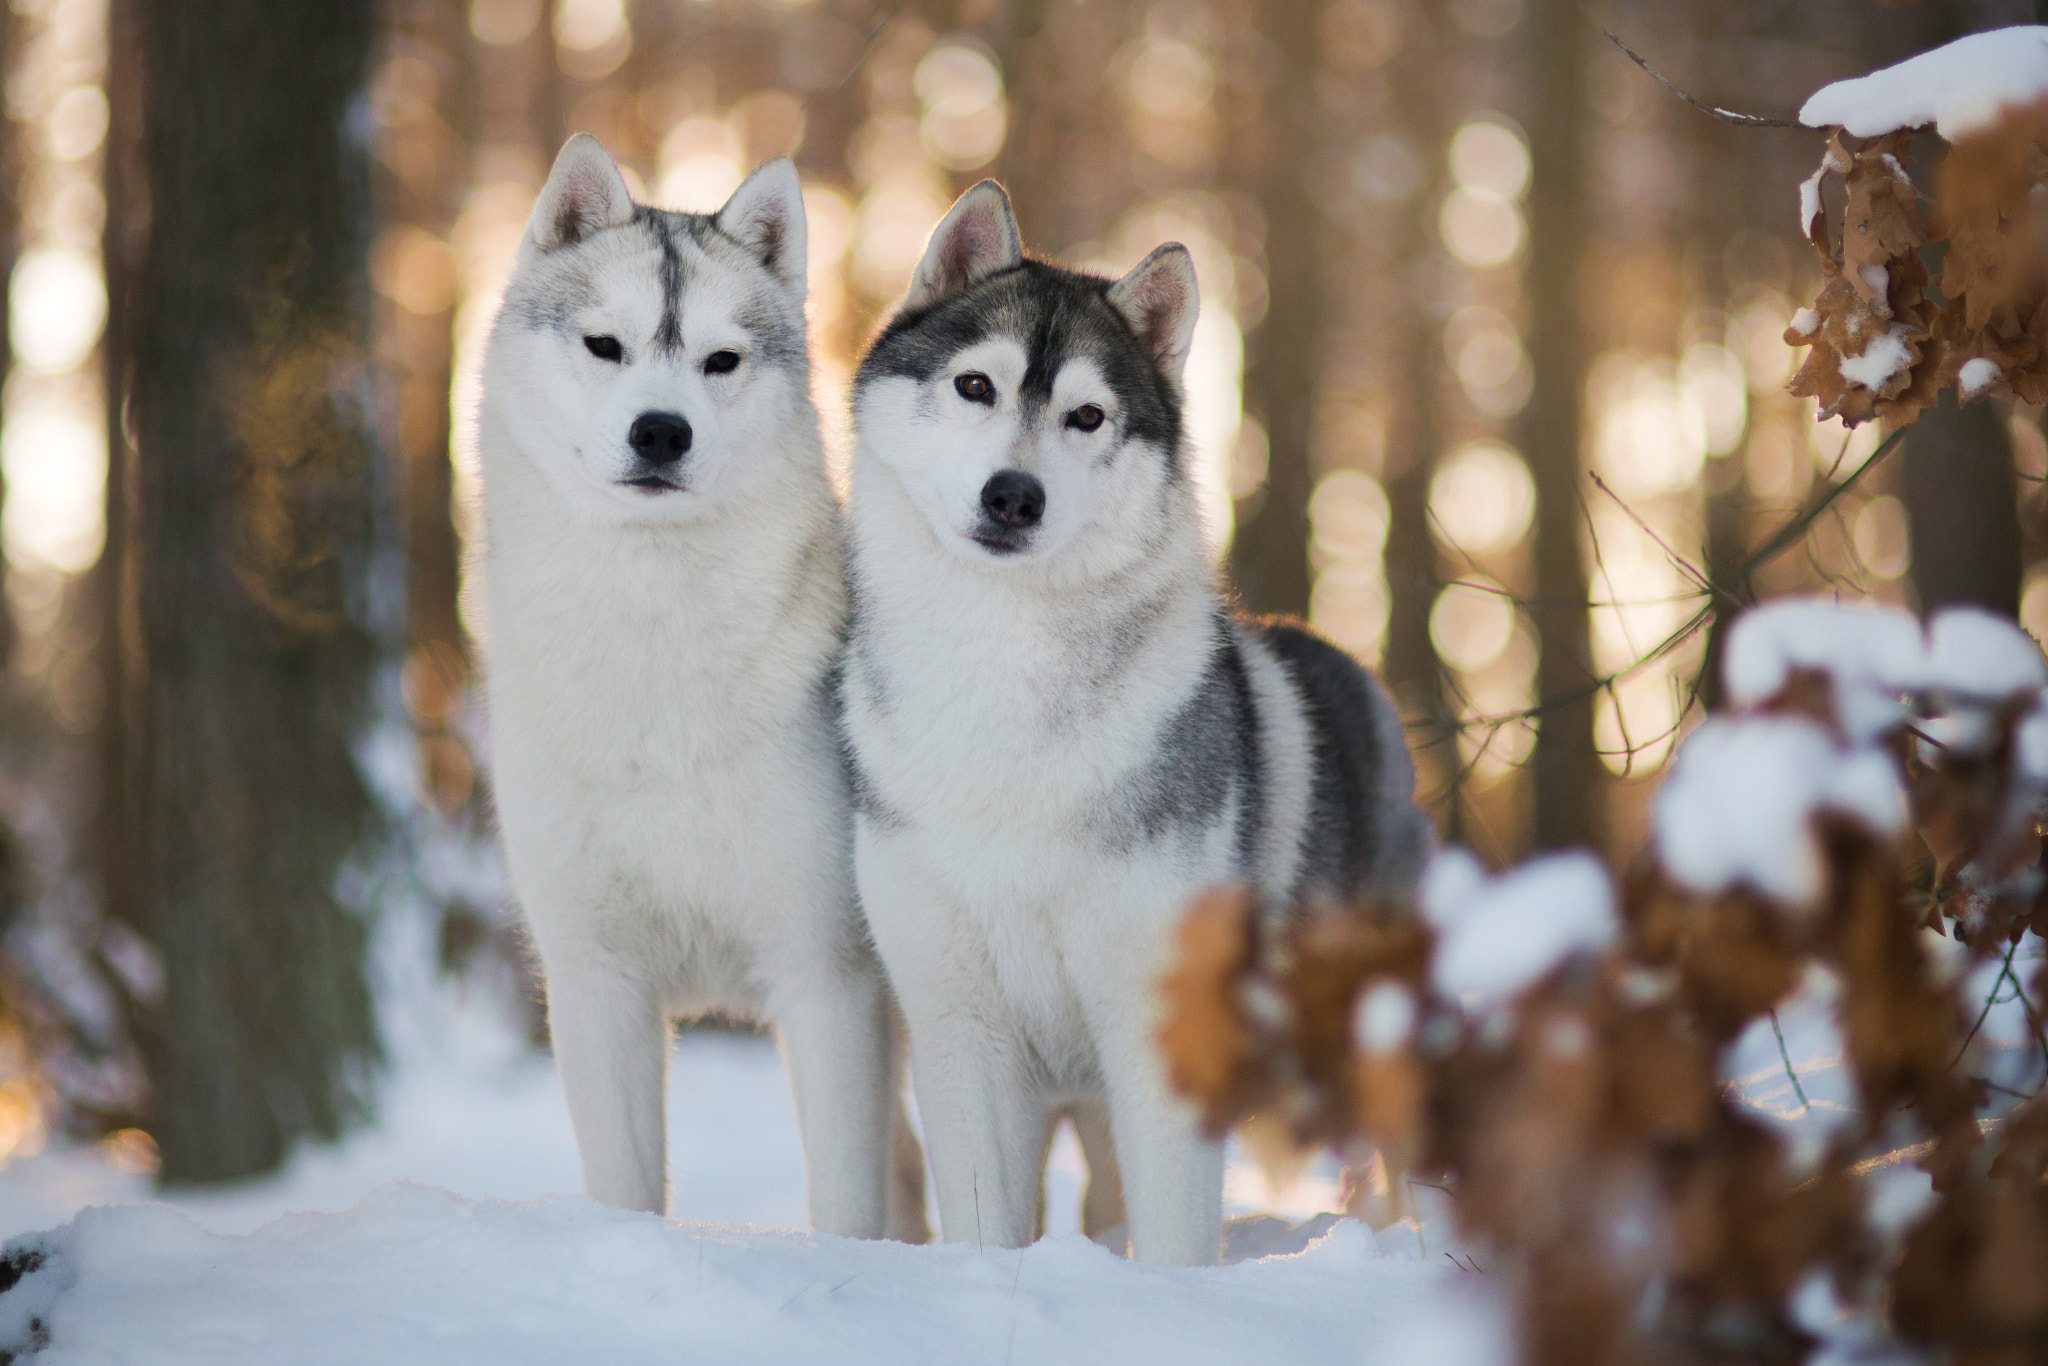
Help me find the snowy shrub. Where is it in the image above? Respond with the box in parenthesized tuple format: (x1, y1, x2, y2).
(1160, 596, 2048, 1363)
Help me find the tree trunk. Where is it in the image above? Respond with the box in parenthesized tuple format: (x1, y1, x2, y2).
(0, 0, 16, 672)
(1378, 7, 1456, 841)
(130, 0, 382, 1183)
(1889, 5, 2023, 623)
(1229, 0, 1323, 618)
(1519, 0, 1604, 851)
(94, 0, 148, 1097)
(1902, 392, 2021, 617)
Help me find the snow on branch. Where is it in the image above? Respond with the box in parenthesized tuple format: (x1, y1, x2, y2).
(1799, 26, 2048, 140)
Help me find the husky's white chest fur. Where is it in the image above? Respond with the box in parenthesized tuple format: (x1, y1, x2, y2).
(842, 182, 1431, 1267)
(487, 431, 845, 1002)
(479, 136, 920, 1241)
(846, 513, 1276, 1080)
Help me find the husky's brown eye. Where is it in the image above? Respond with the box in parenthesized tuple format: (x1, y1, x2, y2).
(584, 335, 623, 362)
(1067, 404, 1105, 432)
(703, 350, 741, 375)
(954, 372, 993, 403)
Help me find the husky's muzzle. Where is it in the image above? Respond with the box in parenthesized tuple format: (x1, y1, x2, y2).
(622, 409, 691, 491)
(972, 469, 1043, 554)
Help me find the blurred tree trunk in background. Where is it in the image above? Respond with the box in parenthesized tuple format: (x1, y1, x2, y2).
(1378, 4, 1456, 840)
(1904, 393, 2021, 616)
(125, 0, 382, 1182)
(1688, 6, 1753, 715)
(1898, 2, 2021, 621)
(1519, 0, 1603, 851)
(0, 0, 17, 673)
(1229, 0, 1322, 619)
(95, 0, 147, 1081)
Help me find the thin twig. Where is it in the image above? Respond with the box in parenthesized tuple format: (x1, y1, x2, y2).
(1770, 1009, 1812, 1110)
(1951, 935, 2024, 1071)
(1587, 470, 1742, 607)
(2011, 962, 2048, 1075)
(1589, 471, 1720, 602)
(821, 2, 903, 98)
(1599, 27, 1800, 129)
(1735, 429, 1907, 581)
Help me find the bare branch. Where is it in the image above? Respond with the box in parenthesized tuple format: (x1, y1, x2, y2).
(1600, 27, 1800, 130)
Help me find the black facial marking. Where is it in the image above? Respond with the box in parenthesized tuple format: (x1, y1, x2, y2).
(858, 260, 1184, 467)
(652, 214, 687, 352)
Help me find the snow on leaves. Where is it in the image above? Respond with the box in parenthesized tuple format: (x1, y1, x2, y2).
(1792, 30, 2048, 427)
(1786, 131, 1942, 427)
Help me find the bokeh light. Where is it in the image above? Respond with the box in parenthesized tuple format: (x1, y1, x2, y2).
(1431, 579, 1514, 671)
(1852, 495, 1911, 581)
(1309, 470, 1390, 662)
(915, 42, 1007, 171)
(1, 390, 107, 574)
(10, 247, 106, 374)
(1429, 441, 1535, 553)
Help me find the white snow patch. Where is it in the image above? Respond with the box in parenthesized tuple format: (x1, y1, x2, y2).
(0, 1185, 1456, 1366)
(1722, 599, 1928, 740)
(1426, 851, 1617, 1012)
(1788, 307, 1821, 339)
(1654, 717, 1907, 907)
(1837, 326, 1914, 391)
(1353, 982, 1416, 1056)
(1959, 356, 2004, 397)
(1800, 26, 2048, 139)
(1925, 606, 2047, 698)
(1376, 1277, 1517, 1366)
(1865, 1160, 1938, 1241)
(2017, 696, 2048, 783)
(1799, 165, 1827, 238)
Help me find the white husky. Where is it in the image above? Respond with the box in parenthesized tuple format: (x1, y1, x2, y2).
(841, 183, 1432, 1265)
(479, 135, 921, 1240)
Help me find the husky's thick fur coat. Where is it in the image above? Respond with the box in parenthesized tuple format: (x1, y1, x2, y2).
(841, 183, 1433, 1265)
(480, 136, 921, 1239)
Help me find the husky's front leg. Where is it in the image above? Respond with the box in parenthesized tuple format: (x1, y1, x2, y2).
(770, 955, 895, 1240)
(1092, 993, 1225, 1266)
(859, 840, 1041, 1249)
(903, 1003, 1042, 1249)
(542, 952, 670, 1214)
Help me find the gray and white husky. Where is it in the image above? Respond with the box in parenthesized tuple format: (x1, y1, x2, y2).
(479, 135, 922, 1240)
(841, 183, 1433, 1265)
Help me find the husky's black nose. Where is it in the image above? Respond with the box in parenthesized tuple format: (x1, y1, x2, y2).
(980, 470, 1045, 529)
(628, 411, 693, 465)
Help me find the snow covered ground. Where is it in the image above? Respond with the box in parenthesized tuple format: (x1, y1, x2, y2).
(0, 970, 1457, 1363)
(0, 912, 2035, 1363)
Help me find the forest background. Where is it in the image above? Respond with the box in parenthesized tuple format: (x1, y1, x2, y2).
(0, 0, 2035, 1187)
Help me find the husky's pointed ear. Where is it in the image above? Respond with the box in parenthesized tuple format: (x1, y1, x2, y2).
(1107, 243, 1200, 382)
(525, 134, 635, 256)
(904, 180, 1022, 311)
(716, 157, 807, 292)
